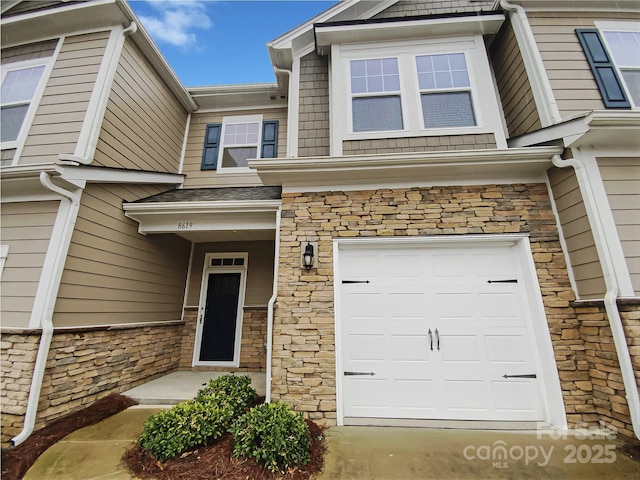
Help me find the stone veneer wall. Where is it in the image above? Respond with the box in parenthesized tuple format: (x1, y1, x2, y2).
(0, 322, 182, 446)
(572, 302, 640, 440)
(271, 184, 617, 429)
(179, 307, 267, 372)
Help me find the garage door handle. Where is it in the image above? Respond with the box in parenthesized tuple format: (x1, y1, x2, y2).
(344, 371, 375, 376)
(435, 328, 440, 351)
(342, 280, 370, 284)
(502, 374, 537, 379)
(428, 329, 433, 351)
(488, 279, 518, 283)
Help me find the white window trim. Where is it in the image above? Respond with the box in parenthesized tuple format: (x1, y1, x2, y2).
(216, 114, 263, 173)
(0, 245, 9, 278)
(330, 36, 507, 154)
(193, 252, 248, 367)
(595, 20, 640, 109)
(1, 39, 62, 165)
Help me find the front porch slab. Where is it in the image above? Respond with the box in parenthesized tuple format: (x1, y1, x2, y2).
(123, 371, 266, 405)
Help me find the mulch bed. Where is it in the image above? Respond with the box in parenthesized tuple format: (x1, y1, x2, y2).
(1, 393, 137, 480)
(124, 418, 326, 480)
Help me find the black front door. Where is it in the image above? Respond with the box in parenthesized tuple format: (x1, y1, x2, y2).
(199, 272, 241, 362)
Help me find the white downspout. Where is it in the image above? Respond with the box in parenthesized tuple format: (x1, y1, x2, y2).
(265, 207, 282, 403)
(552, 154, 640, 440)
(499, 0, 562, 126)
(273, 65, 296, 158)
(11, 173, 82, 446)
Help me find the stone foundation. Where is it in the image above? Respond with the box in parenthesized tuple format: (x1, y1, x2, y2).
(179, 307, 267, 372)
(0, 321, 182, 446)
(271, 184, 598, 428)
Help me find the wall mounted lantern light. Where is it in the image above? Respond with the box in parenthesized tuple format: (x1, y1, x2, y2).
(302, 243, 314, 271)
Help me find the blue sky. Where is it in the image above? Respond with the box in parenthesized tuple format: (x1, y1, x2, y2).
(129, 1, 338, 87)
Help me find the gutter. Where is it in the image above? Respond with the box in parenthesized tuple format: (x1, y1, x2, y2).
(11, 173, 82, 446)
(551, 154, 640, 440)
(498, 0, 562, 126)
(265, 207, 282, 403)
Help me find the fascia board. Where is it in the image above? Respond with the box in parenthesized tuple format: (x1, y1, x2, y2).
(249, 147, 563, 187)
(315, 14, 505, 54)
(498, 0, 640, 12)
(509, 111, 640, 149)
(58, 166, 185, 185)
(122, 200, 282, 215)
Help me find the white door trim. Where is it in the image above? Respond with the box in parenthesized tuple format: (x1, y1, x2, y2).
(193, 252, 248, 367)
(333, 234, 566, 429)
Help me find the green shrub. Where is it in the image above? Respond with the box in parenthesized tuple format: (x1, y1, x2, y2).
(196, 374, 257, 417)
(230, 401, 311, 472)
(138, 399, 232, 461)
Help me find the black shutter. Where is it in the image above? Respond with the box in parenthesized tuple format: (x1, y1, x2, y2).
(201, 123, 222, 170)
(261, 120, 278, 158)
(575, 29, 631, 109)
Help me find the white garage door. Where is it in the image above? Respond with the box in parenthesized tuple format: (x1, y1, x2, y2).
(338, 242, 545, 422)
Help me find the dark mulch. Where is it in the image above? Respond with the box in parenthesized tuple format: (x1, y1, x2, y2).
(1, 393, 137, 480)
(124, 418, 326, 480)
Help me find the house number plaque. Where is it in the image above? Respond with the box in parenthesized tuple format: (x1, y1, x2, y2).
(177, 222, 194, 230)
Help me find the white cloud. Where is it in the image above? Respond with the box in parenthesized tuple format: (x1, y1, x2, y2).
(138, 1, 212, 48)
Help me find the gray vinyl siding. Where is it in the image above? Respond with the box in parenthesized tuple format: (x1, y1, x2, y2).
(490, 18, 541, 137)
(94, 38, 187, 173)
(0, 201, 59, 328)
(19, 31, 110, 165)
(548, 167, 606, 299)
(598, 157, 640, 296)
(182, 108, 287, 189)
(2, 0, 77, 17)
(186, 241, 275, 308)
(298, 53, 330, 157)
(53, 183, 190, 327)
(1, 39, 57, 64)
(372, 0, 492, 18)
(343, 133, 496, 155)
(528, 12, 640, 119)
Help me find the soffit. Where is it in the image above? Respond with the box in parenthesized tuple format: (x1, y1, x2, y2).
(314, 13, 505, 55)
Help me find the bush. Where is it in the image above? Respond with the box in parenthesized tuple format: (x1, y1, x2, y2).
(138, 399, 233, 461)
(230, 401, 311, 472)
(196, 374, 257, 417)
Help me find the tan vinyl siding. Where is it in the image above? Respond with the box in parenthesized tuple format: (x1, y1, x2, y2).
(490, 18, 541, 137)
(528, 12, 640, 119)
(373, 0, 492, 18)
(1, 39, 57, 64)
(298, 53, 329, 157)
(343, 133, 496, 155)
(182, 109, 287, 189)
(0, 201, 59, 328)
(19, 32, 109, 165)
(2, 0, 75, 17)
(598, 157, 640, 296)
(186, 241, 275, 307)
(94, 38, 187, 173)
(53, 183, 190, 327)
(548, 167, 605, 299)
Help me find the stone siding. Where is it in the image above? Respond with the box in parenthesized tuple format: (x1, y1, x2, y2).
(179, 307, 267, 372)
(271, 184, 600, 429)
(573, 302, 640, 440)
(0, 322, 182, 446)
(342, 134, 497, 155)
(298, 53, 330, 157)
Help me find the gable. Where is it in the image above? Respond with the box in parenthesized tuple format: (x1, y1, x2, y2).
(1, 0, 83, 17)
(372, 0, 494, 19)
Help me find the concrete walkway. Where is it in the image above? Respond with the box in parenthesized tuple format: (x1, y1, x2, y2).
(24, 407, 639, 480)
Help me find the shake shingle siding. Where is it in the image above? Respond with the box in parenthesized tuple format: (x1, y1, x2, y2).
(298, 53, 330, 157)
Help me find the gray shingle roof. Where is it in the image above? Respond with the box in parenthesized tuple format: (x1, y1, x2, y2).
(134, 186, 282, 203)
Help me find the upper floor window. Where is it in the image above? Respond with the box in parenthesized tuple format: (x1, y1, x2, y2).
(1, 60, 47, 149)
(201, 115, 278, 171)
(331, 35, 506, 151)
(602, 30, 640, 106)
(578, 22, 640, 109)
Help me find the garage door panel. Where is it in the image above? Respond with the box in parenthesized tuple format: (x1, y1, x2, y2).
(339, 243, 545, 423)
